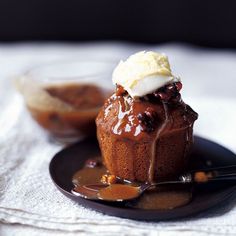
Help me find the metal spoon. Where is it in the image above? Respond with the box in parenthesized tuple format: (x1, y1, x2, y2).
(71, 165, 236, 202)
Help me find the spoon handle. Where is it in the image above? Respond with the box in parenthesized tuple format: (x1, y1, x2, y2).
(140, 180, 187, 192)
(143, 165, 236, 189)
(191, 165, 236, 183)
(191, 165, 236, 176)
(209, 174, 236, 181)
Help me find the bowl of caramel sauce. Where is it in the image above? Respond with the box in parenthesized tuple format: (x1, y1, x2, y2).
(15, 60, 114, 143)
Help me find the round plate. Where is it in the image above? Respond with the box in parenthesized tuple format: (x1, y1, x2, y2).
(49, 136, 236, 221)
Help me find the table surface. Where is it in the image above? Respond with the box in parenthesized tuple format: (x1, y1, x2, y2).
(0, 42, 236, 236)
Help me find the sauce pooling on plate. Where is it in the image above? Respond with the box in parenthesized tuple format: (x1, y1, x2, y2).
(72, 158, 192, 209)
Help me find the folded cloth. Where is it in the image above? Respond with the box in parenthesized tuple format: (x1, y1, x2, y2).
(0, 43, 236, 235)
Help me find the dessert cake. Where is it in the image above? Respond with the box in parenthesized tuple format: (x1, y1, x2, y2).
(96, 51, 198, 183)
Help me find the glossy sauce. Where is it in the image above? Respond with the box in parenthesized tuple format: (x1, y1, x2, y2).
(149, 101, 169, 182)
(72, 158, 192, 209)
(132, 186, 192, 210)
(98, 184, 140, 201)
(28, 83, 111, 141)
(104, 83, 184, 139)
(72, 165, 108, 186)
(46, 84, 108, 109)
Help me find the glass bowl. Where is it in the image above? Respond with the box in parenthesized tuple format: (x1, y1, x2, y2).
(15, 60, 115, 143)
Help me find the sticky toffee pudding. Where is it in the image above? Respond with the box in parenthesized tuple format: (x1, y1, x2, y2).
(73, 51, 198, 209)
(96, 51, 198, 183)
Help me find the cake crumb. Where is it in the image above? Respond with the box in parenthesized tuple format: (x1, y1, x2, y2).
(101, 174, 117, 184)
(194, 171, 212, 183)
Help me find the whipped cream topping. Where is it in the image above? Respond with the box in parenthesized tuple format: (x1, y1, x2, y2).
(112, 51, 180, 98)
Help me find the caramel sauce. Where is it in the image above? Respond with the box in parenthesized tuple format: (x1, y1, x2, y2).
(28, 106, 97, 139)
(72, 165, 108, 186)
(149, 101, 169, 182)
(28, 83, 111, 141)
(98, 184, 140, 201)
(132, 186, 192, 210)
(101, 82, 188, 140)
(46, 84, 108, 110)
(72, 158, 192, 209)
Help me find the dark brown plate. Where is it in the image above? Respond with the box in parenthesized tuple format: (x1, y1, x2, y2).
(49, 136, 236, 221)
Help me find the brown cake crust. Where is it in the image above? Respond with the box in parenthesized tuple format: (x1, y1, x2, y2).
(96, 83, 198, 183)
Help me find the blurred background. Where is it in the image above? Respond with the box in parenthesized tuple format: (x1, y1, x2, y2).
(0, 0, 236, 48)
(0, 0, 236, 150)
(0, 0, 236, 47)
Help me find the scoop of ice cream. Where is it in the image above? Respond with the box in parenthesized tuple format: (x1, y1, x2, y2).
(112, 51, 180, 98)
